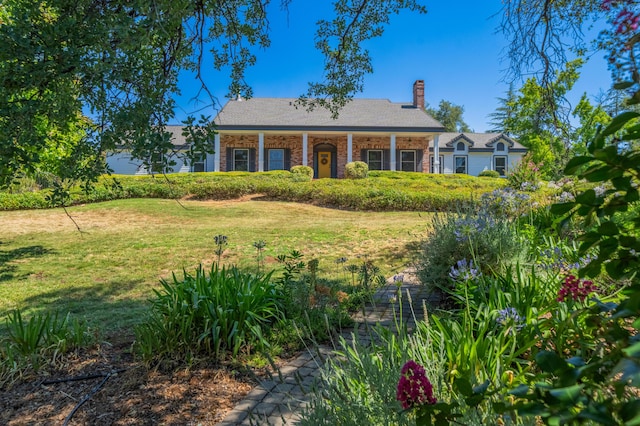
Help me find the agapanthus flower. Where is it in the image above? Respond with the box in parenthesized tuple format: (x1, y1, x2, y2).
(449, 258, 481, 281)
(397, 360, 437, 409)
(496, 307, 525, 330)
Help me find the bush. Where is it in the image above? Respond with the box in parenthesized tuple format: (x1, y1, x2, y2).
(417, 190, 529, 292)
(478, 170, 500, 178)
(344, 161, 368, 179)
(290, 165, 314, 181)
(135, 265, 283, 364)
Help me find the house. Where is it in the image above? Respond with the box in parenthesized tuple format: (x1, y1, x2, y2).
(106, 81, 526, 177)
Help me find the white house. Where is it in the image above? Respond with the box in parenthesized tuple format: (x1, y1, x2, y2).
(107, 80, 526, 177)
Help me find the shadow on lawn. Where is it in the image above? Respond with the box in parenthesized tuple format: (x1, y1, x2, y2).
(0, 242, 53, 283)
(15, 277, 149, 331)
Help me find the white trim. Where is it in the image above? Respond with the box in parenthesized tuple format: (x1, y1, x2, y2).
(390, 134, 396, 171)
(214, 133, 221, 172)
(302, 133, 308, 166)
(433, 135, 440, 174)
(347, 134, 353, 163)
(258, 132, 264, 172)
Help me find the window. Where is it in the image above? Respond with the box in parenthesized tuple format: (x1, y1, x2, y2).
(367, 150, 383, 170)
(454, 156, 467, 174)
(429, 155, 444, 173)
(233, 149, 249, 171)
(268, 149, 285, 170)
(149, 152, 164, 173)
(494, 156, 507, 176)
(456, 141, 466, 151)
(192, 154, 205, 172)
(400, 150, 416, 172)
(496, 142, 505, 152)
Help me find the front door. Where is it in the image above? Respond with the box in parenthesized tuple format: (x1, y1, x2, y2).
(318, 151, 332, 178)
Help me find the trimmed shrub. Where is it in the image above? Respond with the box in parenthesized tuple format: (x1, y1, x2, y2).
(344, 161, 369, 179)
(478, 170, 500, 178)
(290, 165, 314, 181)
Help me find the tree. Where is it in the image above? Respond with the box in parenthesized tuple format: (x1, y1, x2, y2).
(426, 100, 472, 133)
(0, 0, 427, 194)
(489, 60, 591, 177)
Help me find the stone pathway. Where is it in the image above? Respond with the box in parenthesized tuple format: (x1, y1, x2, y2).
(218, 270, 436, 426)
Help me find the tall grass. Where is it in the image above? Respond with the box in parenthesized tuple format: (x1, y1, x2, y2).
(135, 265, 283, 364)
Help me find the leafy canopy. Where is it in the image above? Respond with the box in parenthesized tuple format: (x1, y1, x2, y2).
(426, 100, 472, 133)
(0, 0, 427, 193)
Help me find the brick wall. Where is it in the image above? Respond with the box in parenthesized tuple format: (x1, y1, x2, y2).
(220, 133, 434, 175)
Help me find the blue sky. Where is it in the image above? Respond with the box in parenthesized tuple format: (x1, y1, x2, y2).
(174, 1, 612, 132)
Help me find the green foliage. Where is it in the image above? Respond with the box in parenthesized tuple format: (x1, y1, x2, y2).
(134, 265, 283, 364)
(299, 326, 446, 426)
(478, 170, 500, 178)
(0, 0, 426, 189)
(344, 161, 369, 179)
(507, 154, 543, 191)
(490, 60, 610, 179)
(417, 190, 530, 291)
(0, 172, 514, 212)
(0, 309, 92, 388)
(426, 99, 472, 132)
(290, 165, 314, 181)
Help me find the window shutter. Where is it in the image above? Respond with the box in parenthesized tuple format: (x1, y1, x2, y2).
(226, 147, 233, 171)
(249, 148, 256, 172)
(383, 150, 390, 170)
(264, 148, 269, 171)
(360, 149, 367, 162)
(284, 149, 291, 170)
(395, 149, 401, 171)
(416, 150, 424, 172)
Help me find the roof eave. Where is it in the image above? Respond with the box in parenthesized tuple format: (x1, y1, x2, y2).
(217, 125, 446, 133)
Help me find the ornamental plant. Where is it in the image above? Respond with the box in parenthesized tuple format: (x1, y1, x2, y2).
(557, 274, 597, 302)
(503, 4, 640, 422)
(397, 360, 437, 409)
(344, 161, 369, 179)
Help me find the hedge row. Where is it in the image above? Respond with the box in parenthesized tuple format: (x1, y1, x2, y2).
(1, 171, 515, 212)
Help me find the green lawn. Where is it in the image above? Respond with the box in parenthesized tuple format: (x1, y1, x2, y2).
(0, 198, 432, 334)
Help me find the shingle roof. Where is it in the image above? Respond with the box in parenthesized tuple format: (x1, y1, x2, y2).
(165, 125, 188, 147)
(437, 132, 527, 151)
(214, 98, 445, 132)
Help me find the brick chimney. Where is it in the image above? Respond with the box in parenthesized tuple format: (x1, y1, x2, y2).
(412, 80, 425, 109)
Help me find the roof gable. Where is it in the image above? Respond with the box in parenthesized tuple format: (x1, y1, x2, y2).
(444, 133, 475, 148)
(437, 132, 527, 151)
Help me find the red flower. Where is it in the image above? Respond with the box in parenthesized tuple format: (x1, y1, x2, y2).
(557, 274, 598, 302)
(397, 360, 437, 409)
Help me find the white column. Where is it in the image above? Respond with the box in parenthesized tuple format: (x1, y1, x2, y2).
(302, 133, 308, 166)
(390, 134, 396, 171)
(433, 135, 440, 174)
(214, 133, 221, 172)
(347, 134, 353, 163)
(258, 133, 264, 172)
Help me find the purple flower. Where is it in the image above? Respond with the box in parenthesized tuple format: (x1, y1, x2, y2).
(449, 259, 481, 281)
(496, 307, 525, 330)
(397, 360, 437, 409)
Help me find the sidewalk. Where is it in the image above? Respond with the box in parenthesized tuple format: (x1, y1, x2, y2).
(218, 270, 436, 426)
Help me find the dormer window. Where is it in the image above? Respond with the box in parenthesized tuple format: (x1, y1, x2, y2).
(456, 141, 465, 151)
(496, 142, 505, 152)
